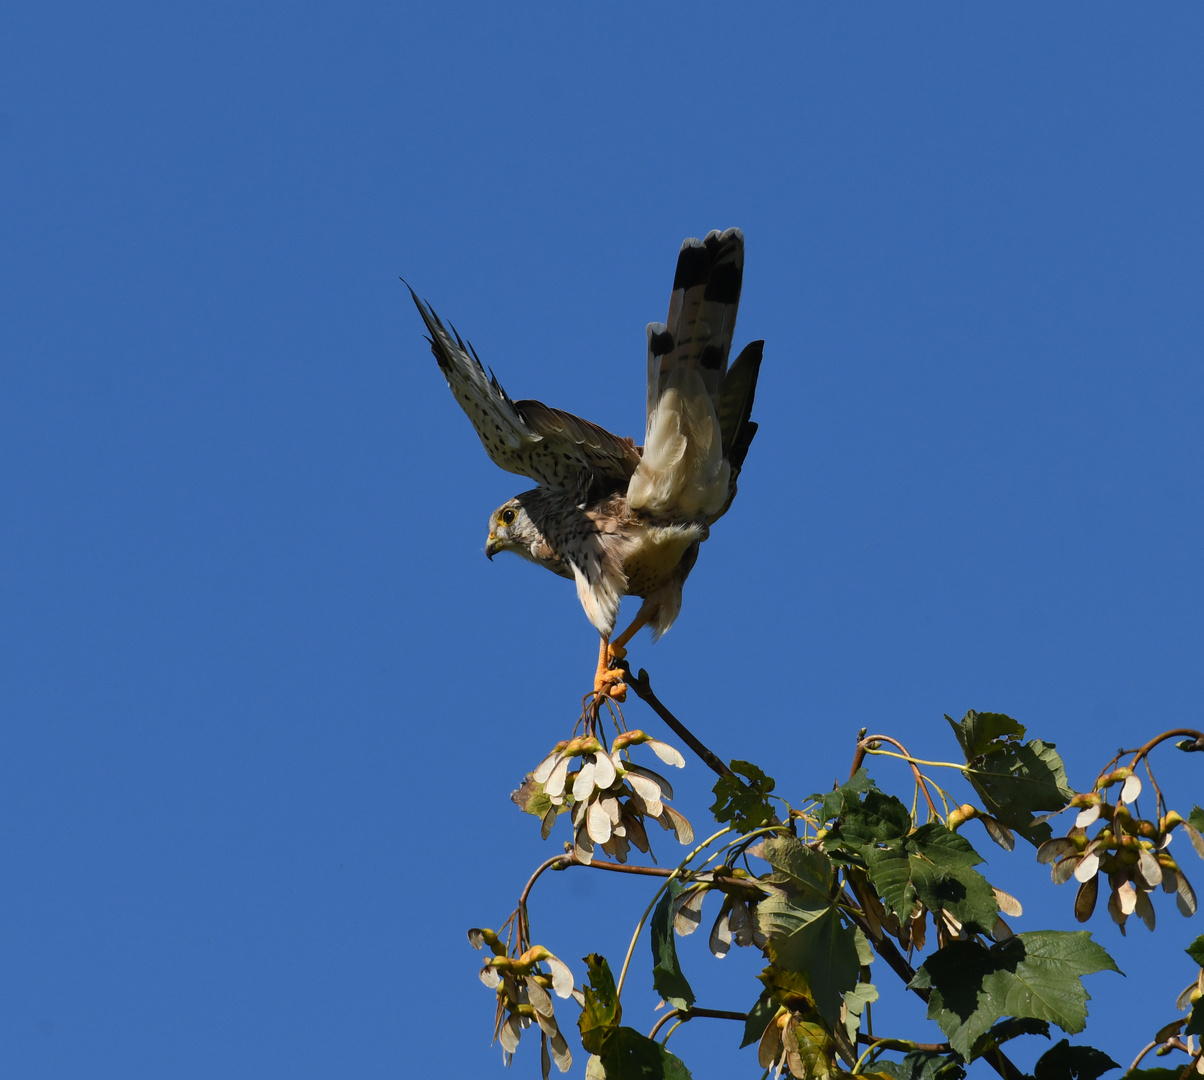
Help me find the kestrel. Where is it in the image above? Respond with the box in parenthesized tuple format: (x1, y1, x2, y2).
(409, 228, 762, 704)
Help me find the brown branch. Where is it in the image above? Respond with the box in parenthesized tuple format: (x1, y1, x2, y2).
(841, 908, 1027, 1080)
(648, 1006, 747, 1041)
(1094, 728, 1204, 788)
(849, 728, 869, 779)
(625, 667, 737, 781)
(1128, 1040, 1159, 1074)
(858, 734, 940, 819)
(856, 1034, 951, 1053)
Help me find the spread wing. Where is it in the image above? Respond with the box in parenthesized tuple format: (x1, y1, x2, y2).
(408, 284, 641, 495)
(628, 228, 755, 519)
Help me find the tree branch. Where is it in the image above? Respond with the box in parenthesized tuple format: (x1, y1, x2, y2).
(648, 1006, 747, 1041)
(625, 667, 737, 782)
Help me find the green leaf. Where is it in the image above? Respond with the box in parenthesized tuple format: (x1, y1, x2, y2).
(874, 1051, 967, 1080)
(946, 711, 1074, 845)
(710, 760, 776, 831)
(579, 953, 622, 1055)
(650, 885, 695, 1010)
(740, 992, 777, 1049)
(842, 981, 878, 1043)
(970, 1016, 1049, 1058)
(1125, 1071, 1191, 1080)
(1033, 1039, 1120, 1080)
(756, 835, 860, 1025)
(909, 931, 1121, 1059)
(810, 767, 877, 824)
(586, 1027, 693, 1079)
(828, 795, 998, 932)
(829, 789, 913, 849)
(1187, 934, 1204, 969)
(1191, 806, 1204, 836)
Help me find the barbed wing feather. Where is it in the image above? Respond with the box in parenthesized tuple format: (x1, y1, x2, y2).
(408, 284, 640, 494)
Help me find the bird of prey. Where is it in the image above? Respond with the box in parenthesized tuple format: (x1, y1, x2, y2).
(409, 228, 763, 705)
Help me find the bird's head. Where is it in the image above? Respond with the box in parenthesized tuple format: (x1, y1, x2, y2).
(485, 498, 539, 562)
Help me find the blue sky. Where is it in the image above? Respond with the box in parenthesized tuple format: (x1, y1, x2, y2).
(3, 4, 1203, 1077)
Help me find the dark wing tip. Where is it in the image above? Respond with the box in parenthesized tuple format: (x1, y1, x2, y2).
(649, 327, 675, 356)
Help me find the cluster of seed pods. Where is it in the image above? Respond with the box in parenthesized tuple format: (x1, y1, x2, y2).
(531, 730, 693, 863)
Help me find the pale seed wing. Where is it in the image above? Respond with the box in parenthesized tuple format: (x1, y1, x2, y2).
(660, 805, 694, 845)
(527, 978, 554, 1017)
(549, 1028, 573, 1073)
(1120, 773, 1143, 804)
(992, 887, 1023, 917)
(499, 1012, 522, 1053)
(1178, 870, 1198, 916)
(533, 749, 566, 785)
(1037, 837, 1078, 864)
(626, 763, 674, 801)
(1135, 886, 1156, 930)
(545, 756, 571, 799)
(1074, 875, 1099, 922)
(1116, 880, 1138, 915)
(1138, 849, 1163, 888)
(587, 800, 613, 844)
(572, 760, 597, 802)
(1052, 856, 1080, 885)
(546, 955, 574, 998)
(982, 815, 1015, 851)
(710, 905, 733, 957)
(730, 899, 755, 947)
(1074, 852, 1100, 882)
(574, 824, 593, 865)
(1077, 805, 1101, 828)
(480, 965, 502, 989)
(758, 1014, 783, 1070)
(1183, 823, 1204, 859)
(623, 808, 651, 854)
(646, 739, 686, 768)
(592, 752, 617, 789)
(674, 886, 708, 936)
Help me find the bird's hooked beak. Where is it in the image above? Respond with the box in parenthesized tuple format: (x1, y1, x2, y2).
(485, 534, 501, 561)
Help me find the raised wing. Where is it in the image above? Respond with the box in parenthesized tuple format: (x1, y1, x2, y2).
(708, 338, 764, 524)
(408, 284, 641, 494)
(628, 229, 748, 519)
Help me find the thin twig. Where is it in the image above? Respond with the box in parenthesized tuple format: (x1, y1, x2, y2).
(1127, 1040, 1158, 1074)
(648, 1006, 747, 1041)
(1094, 728, 1204, 788)
(625, 667, 737, 781)
(517, 854, 571, 946)
(855, 1034, 950, 1052)
(858, 734, 940, 818)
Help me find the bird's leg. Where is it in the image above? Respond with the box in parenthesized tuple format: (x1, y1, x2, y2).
(606, 602, 654, 667)
(593, 635, 627, 703)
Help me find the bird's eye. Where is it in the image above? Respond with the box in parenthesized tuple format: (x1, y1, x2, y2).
(500, 508, 517, 526)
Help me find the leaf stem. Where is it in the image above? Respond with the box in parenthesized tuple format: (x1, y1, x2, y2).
(858, 736, 940, 819)
(647, 1006, 747, 1041)
(614, 825, 734, 1002)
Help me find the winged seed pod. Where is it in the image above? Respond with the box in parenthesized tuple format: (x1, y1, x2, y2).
(515, 732, 692, 863)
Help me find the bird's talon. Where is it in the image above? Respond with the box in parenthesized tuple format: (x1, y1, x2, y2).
(607, 644, 627, 664)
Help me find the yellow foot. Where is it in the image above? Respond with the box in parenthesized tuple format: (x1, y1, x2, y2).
(606, 643, 627, 665)
(593, 665, 627, 703)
